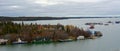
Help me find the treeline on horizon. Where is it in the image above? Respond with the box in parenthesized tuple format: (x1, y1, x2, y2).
(0, 16, 117, 21)
(0, 16, 68, 21)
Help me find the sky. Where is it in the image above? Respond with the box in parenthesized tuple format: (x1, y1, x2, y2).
(0, 0, 120, 17)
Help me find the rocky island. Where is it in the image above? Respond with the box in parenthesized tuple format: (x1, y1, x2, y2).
(0, 21, 102, 45)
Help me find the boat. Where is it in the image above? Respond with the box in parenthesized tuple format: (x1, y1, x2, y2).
(107, 21, 112, 23)
(104, 24, 109, 26)
(115, 21, 120, 24)
(58, 39, 73, 42)
(13, 38, 27, 44)
(77, 36, 85, 40)
(88, 35, 97, 39)
(32, 40, 52, 44)
(94, 31, 103, 37)
(0, 39, 8, 45)
(89, 24, 95, 29)
(87, 31, 102, 39)
(85, 23, 103, 25)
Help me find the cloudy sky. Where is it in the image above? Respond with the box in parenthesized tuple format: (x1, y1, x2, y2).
(0, 0, 120, 17)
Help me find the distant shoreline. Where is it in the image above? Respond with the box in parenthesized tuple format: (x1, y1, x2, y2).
(0, 16, 119, 21)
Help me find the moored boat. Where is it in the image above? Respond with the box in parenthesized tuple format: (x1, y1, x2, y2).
(13, 38, 27, 44)
(58, 39, 73, 42)
(89, 25, 94, 29)
(0, 39, 8, 45)
(77, 36, 85, 40)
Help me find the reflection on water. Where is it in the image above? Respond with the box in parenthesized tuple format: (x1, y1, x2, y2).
(1, 18, 120, 51)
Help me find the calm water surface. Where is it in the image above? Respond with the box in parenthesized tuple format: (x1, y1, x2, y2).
(1, 18, 120, 51)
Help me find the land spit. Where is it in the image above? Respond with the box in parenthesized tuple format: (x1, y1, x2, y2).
(0, 21, 102, 45)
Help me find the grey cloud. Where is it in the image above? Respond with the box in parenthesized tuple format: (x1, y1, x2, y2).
(0, 0, 120, 16)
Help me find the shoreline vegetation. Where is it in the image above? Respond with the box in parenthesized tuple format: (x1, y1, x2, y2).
(0, 21, 102, 45)
(0, 16, 119, 21)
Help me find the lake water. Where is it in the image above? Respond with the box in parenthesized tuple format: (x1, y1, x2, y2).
(1, 18, 120, 51)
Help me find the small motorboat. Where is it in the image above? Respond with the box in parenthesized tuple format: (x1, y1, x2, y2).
(13, 38, 27, 44)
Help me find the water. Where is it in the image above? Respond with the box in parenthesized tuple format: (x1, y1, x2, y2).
(1, 18, 120, 51)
